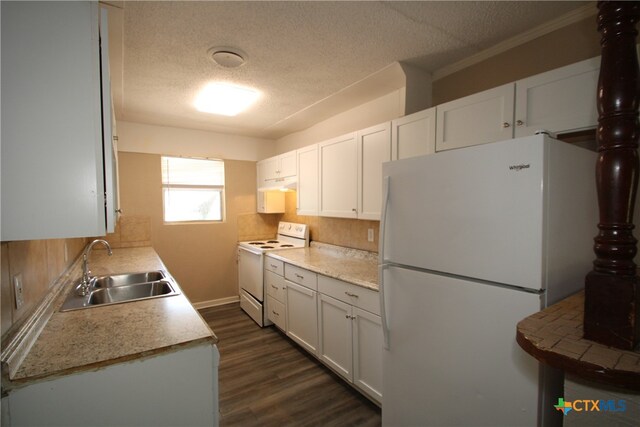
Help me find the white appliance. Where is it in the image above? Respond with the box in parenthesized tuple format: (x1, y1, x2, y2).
(238, 221, 309, 327)
(379, 134, 597, 426)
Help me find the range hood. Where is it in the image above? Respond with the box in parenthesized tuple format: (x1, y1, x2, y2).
(258, 177, 297, 192)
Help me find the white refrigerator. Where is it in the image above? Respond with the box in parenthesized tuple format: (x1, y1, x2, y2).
(379, 134, 597, 426)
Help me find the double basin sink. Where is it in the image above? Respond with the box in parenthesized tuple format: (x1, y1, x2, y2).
(61, 270, 179, 311)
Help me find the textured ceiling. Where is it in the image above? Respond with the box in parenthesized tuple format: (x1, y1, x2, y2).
(112, 1, 592, 139)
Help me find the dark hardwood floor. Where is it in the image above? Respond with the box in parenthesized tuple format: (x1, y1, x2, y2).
(199, 303, 381, 427)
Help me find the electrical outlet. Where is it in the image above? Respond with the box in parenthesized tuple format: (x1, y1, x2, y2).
(13, 274, 24, 310)
(367, 228, 374, 242)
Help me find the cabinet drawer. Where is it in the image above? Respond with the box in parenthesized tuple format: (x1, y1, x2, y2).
(267, 295, 286, 331)
(285, 264, 317, 290)
(265, 270, 286, 301)
(265, 258, 284, 275)
(318, 275, 380, 316)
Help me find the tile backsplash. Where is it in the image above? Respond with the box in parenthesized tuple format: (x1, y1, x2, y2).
(1, 237, 87, 339)
(237, 192, 379, 253)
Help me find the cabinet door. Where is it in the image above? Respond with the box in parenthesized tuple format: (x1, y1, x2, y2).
(101, 8, 118, 233)
(278, 150, 297, 178)
(296, 144, 319, 215)
(515, 56, 599, 137)
(1, 2, 108, 241)
(436, 83, 515, 152)
(391, 107, 436, 160)
(357, 123, 391, 220)
(256, 160, 270, 190)
(261, 156, 279, 181)
(267, 295, 286, 331)
(352, 307, 383, 404)
(319, 133, 358, 218)
(285, 281, 318, 355)
(318, 294, 353, 380)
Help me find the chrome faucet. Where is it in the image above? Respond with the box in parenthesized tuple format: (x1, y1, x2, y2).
(78, 239, 113, 296)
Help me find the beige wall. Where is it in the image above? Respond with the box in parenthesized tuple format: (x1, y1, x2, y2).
(116, 152, 257, 304)
(1, 238, 87, 339)
(118, 121, 276, 162)
(275, 90, 406, 155)
(432, 16, 601, 105)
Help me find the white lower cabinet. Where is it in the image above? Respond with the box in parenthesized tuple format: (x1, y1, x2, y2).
(317, 275, 382, 404)
(3, 344, 220, 427)
(352, 307, 383, 403)
(284, 264, 319, 355)
(285, 281, 319, 355)
(264, 256, 382, 405)
(318, 294, 353, 379)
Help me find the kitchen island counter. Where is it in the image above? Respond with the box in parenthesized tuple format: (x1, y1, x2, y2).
(2, 246, 217, 387)
(266, 242, 378, 291)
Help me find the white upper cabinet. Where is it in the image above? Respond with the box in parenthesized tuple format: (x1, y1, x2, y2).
(319, 133, 359, 218)
(514, 56, 599, 137)
(1, 2, 116, 241)
(296, 144, 319, 216)
(357, 123, 391, 220)
(391, 107, 436, 160)
(436, 83, 515, 152)
(258, 150, 297, 187)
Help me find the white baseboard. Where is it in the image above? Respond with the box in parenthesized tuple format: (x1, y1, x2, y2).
(192, 296, 240, 310)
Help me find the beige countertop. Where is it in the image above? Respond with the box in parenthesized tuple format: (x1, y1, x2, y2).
(5, 246, 217, 386)
(266, 242, 378, 291)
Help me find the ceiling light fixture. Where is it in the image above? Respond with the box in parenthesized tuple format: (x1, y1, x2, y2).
(208, 47, 246, 68)
(194, 82, 260, 116)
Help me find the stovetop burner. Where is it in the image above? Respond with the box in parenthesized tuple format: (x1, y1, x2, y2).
(249, 242, 265, 245)
(280, 244, 294, 248)
(260, 246, 274, 249)
(266, 240, 279, 244)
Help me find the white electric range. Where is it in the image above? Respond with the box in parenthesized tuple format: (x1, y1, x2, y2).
(237, 221, 309, 326)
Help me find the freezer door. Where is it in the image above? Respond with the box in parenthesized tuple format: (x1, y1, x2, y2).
(381, 266, 555, 427)
(382, 136, 546, 290)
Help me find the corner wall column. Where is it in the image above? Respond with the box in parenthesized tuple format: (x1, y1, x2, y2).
(584, 1, 640, 350)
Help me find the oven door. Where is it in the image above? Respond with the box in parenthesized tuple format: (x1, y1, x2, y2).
(238, 246, 264, 302)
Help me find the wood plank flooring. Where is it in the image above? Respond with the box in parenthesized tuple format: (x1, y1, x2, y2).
(199, 303, 381, 427)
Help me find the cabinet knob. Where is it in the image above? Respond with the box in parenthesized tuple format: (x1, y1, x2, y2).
(352, 208, 357, 212)
(516, 120, 524, 126)
(502, 122, 511, 128)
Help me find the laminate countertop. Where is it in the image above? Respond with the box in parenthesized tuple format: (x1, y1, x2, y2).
(266, 242, 378, 291)
(3, 246, 217, 387)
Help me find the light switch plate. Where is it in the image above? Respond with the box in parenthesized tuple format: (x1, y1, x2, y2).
(367, 228, 374, 242)
(13, 274, 24, 310)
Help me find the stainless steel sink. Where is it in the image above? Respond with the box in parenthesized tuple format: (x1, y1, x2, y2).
(92, 271, 166, 288)
(60, 270, 179, 311)
(89, 281, 174, 305)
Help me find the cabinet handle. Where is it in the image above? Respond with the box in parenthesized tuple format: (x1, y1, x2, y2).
(272, 310, 280, 316)
(270, 264, 278, 269)
(502, 122, 511, 128)
(516, 120, 524, 126)
(352, 208, 357, 212)
(271, 284, 278, 289)
(115, 208, 123, 214)
(345, 291, 359, 298)
(295, 273, 304, 279)
(345, 315, 356, 320)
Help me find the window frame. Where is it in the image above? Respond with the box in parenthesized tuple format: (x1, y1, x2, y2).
(161, 156, 226, 224)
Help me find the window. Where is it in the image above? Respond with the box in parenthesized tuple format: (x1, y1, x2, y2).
(161, 156, 225, 223)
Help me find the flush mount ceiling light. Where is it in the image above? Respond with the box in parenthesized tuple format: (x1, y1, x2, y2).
(194, 82, 260, 116)
(208, 47, 246, 68)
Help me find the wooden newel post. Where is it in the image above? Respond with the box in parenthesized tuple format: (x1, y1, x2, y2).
(584, 1, 640, 350)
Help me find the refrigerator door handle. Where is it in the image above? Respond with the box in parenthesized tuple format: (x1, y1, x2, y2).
(379, 175, 391, 349)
